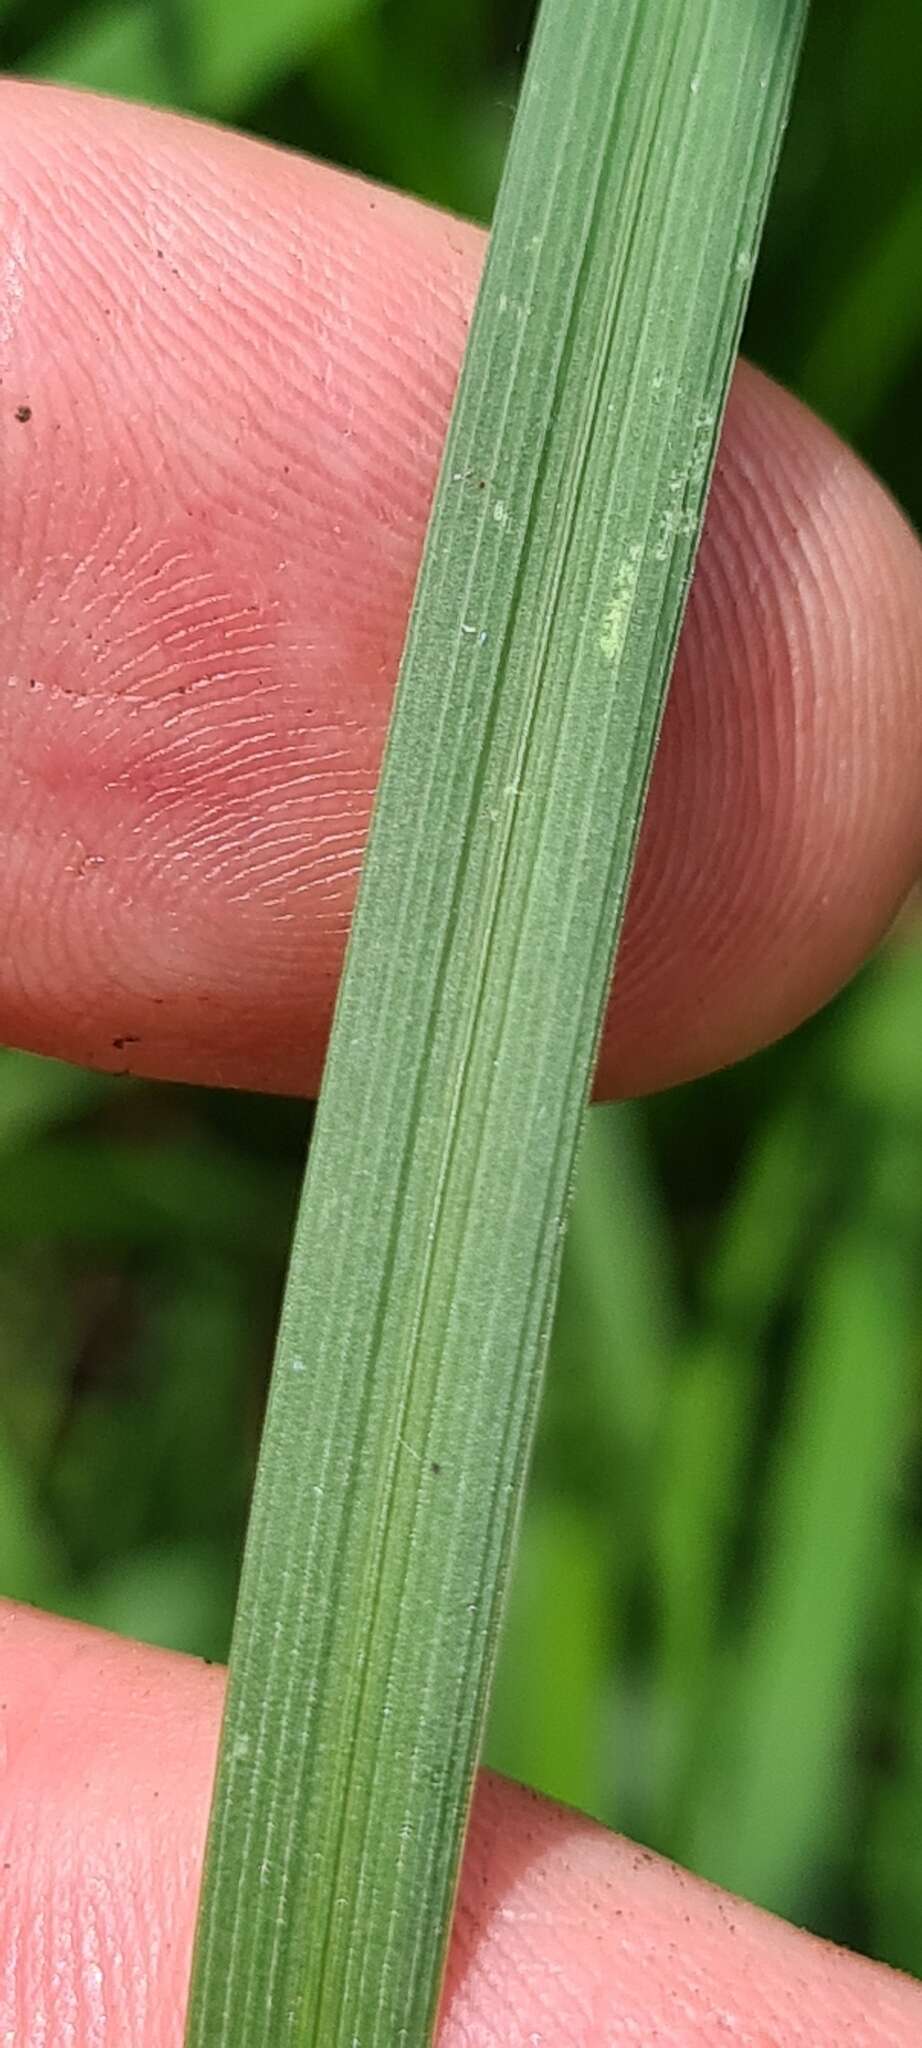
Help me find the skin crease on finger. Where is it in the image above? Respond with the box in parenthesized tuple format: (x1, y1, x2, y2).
(0, 82, 921, 1100)
(0, 1603, 921, 2047)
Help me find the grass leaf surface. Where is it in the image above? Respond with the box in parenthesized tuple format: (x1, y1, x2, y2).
(184, 4, 808, 2042)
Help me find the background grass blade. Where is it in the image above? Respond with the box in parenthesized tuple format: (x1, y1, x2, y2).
(684, 1204, 913, 1908)
(868, 1552, 922, 1981)
(564, 1103, 677, 1472)
(684, 1188, 918, 1916)
(183, 5, 808, 2044)
(487, 1100, 678, 1825)
(179, 0, 377, 117)
(486, 1493, 609, 1816)
(29, 0, 177, 100)
(645, 1093, 835, 1846)
(802, 167, 922, 441)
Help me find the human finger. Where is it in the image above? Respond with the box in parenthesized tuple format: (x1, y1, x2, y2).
(1, 1600, 920, 2045)
(1, 83, 920, 1096)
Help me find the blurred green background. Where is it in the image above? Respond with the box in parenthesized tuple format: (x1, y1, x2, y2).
(1, 0, 920, 1978)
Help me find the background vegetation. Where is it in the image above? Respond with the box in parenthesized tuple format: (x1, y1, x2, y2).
(1, 0, 920, 1976)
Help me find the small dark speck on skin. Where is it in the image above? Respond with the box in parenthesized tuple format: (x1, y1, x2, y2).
(14, 405, 31, 423)
(112, 1035, 141, 1050)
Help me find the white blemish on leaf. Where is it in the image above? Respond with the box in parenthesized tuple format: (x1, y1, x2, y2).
(654, 408, 717, 559)
(599, 542, 643, 663)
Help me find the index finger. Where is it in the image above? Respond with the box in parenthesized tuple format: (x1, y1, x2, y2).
(1, 81, 921, 1097)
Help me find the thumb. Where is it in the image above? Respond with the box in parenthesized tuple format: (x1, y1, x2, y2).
(0, 1600, 919, 2044)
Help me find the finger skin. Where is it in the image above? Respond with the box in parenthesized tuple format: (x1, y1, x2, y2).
(0, 1600, 919, 2046)
(1, 81, 921, 1099)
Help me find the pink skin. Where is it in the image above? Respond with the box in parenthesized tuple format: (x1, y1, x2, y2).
(1, 84, 921, 1100)
(2, 1602, 922, 2046)
(0, 78, 921, 2045)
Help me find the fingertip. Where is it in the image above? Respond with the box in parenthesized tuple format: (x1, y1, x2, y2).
(447, 1772, 922, 2045)
(0, 85, 920, 1099)
(599, 363, 922, 1094)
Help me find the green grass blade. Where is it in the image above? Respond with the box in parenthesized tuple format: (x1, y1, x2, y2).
(867, 1551, 922, 1980)
(801, 165, 922, 441)
(646, 1089, 834, 1848)
(0, 1133, 289, 1253)
(685, 1194, 918, 1916)
(702, 1098, 833, 1338)
(563, 1102, 677, 1468)
(62, 1541, 236, 1659)
(488, 1105, 677, 1828)
(0, 1049, 105, 1155)
(648, 1330, 756, 1842)
(310, 17, 499, 219)
(184, 5, 808, 2044)
(0, 1419, 64, 1604)
(485, 1493, 609, 1817)
(178, 0, 377, 115)
(31, 0, 176, 102)
(835, 941, 922, 1123)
